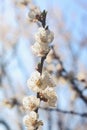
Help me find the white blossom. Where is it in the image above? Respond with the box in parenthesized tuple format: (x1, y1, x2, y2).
(31, 27, 54, 57)
(23, 96, 40, 111)
(28, 6, 41, 22)
(35, 27, 54, 44)
(31, 42, 50, 57)
(27, 71, 41, 92)
(23, 111, 43, 130)
(43, 87, 57, 107)
(42, 71, 55, 88)
(27, 71, 55, 92)
(23, 111, 38, 128)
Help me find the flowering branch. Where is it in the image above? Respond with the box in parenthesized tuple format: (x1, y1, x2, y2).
(22, 3, 57, 130)
(3, 97, 87, 118)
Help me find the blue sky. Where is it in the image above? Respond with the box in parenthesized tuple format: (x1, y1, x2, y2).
(35, 0, 87, 36)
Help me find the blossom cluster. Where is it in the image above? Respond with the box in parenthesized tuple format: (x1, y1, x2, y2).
(23, 111, 43, 130)
(23, 71, 57, 129)
(27, 71, 57, 106)
(32, 27, 54, 57)
(22, 4, 57, 130)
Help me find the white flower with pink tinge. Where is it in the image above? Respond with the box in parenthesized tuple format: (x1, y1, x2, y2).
(43, 87, 57, 107)
(32, 27, 54, 57)
(35, 27, 54, 44)
(23, 96, 40, 111)
(23, 111, 43, 130)
(31, 42, 50, 57)
(27, 71, 55, 92)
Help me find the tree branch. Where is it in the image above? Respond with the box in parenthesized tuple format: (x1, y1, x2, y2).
(40, 107, 87, 118)
(51, 45, 87, 105)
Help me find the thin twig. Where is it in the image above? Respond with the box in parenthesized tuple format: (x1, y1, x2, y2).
(40, 107, 87, 118)
(0, 120, 10, 130)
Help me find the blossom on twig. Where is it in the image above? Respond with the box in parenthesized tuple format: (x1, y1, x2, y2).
(22, 3, 57, 129)
(28, 6, 41, 22)
(32, 27, 54, 57)
(23, 96, 40, 111)
(23, 111, 43, 130)
(27, 70, 55, 92)
(35, 27, 54, 44)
